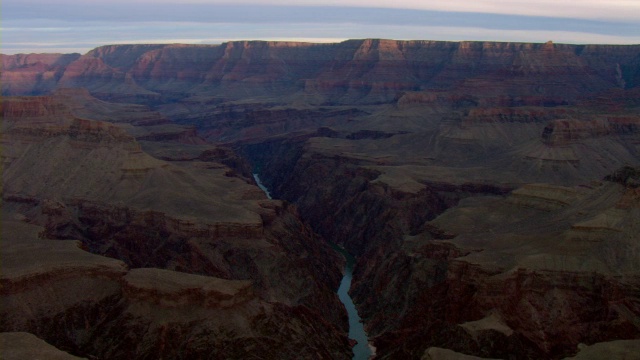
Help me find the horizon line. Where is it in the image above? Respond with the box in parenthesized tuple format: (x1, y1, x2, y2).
(4, 37, 640, 56)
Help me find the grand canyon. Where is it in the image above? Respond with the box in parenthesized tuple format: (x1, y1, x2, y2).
(2, 39, 640, 359)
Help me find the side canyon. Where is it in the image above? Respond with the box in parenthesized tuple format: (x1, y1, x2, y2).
(2, 39, 640, 359)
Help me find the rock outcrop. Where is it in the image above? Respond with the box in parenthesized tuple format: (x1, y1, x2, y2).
(0, 218, 350, 359)
(421, 347, 501, 360)
(541, 116, 640, 145)
(3, 40, 639, 105)
(0, 332, 88, 360)
(121, 268, 254, 308)
(245, 133, 640, 359)
(562, 340, 640, 360)
(1, 53, 81, 95)
(1, 94, 351, 359)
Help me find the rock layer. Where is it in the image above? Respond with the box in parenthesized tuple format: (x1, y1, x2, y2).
(246, 137, 640, 358)
(3, 40, 639, 105)
(1, 93, 350, 359)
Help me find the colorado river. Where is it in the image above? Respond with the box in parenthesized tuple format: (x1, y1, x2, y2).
(253, 173, 374, 359)
(253, 173, 272, 199)
(334, 247, 375, 360)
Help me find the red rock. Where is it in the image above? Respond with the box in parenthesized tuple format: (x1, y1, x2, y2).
(3, 40, 639, 104)
(1, 53, 80, 95)
(542, 117, 640, 145)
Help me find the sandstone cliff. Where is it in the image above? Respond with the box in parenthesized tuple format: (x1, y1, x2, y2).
(1, 53, 80, 95)
(3, 40, 639, 105)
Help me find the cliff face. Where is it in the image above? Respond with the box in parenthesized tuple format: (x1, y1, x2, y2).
(238, 71, 639, 357)
(1, 53, 80, 95)
(0, 220, 350, 359)
(3, 40, 639, 104)
(1, 94, 350, 359)
(250, 134, 640, 358)
(541, 117, 640, 145)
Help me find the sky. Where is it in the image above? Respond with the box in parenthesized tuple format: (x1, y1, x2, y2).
(2, 0, 640, 54)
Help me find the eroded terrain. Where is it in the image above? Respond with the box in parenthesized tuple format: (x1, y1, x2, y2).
(2, 39, 640, 359)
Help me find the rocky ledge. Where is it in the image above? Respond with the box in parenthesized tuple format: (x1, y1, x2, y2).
(122, 268, 254, 308)
(0, 332, 87, 360)
(0, 217, 350, 359)
(1, 93, 351, 359)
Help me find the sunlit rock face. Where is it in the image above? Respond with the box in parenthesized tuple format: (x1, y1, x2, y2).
(2, 39, 639, 359)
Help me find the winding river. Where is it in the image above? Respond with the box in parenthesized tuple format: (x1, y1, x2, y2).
(253, 174, 374, 359)
(334, 247, 375, 360)
(253, 174, 272, 199)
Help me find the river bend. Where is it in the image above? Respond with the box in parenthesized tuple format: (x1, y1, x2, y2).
(252, 174, 373, 359)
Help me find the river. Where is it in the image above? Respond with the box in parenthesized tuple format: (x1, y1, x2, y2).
(252, 174, 374, 360)
(334, 246, 375, 360)
(253, 174, 272, 199)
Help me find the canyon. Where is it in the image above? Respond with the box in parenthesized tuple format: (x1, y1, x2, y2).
(1, 39, 640, 359)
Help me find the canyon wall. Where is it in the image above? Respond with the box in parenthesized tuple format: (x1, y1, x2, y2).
(245, 135, 640, 359)
(1, 93, 351, 359)
(3, 40, 640, 104)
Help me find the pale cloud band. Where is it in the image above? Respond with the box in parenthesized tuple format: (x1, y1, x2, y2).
(99, 0, 640, 21)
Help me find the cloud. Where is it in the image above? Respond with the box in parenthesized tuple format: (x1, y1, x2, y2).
(3, 19, 639, 55)
(18, 0, 638, 21)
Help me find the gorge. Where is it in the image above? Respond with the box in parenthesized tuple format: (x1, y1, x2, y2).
(2, 39, 640, 359)
(336, 248, 375, 360)
(254, 172, 373, 359)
